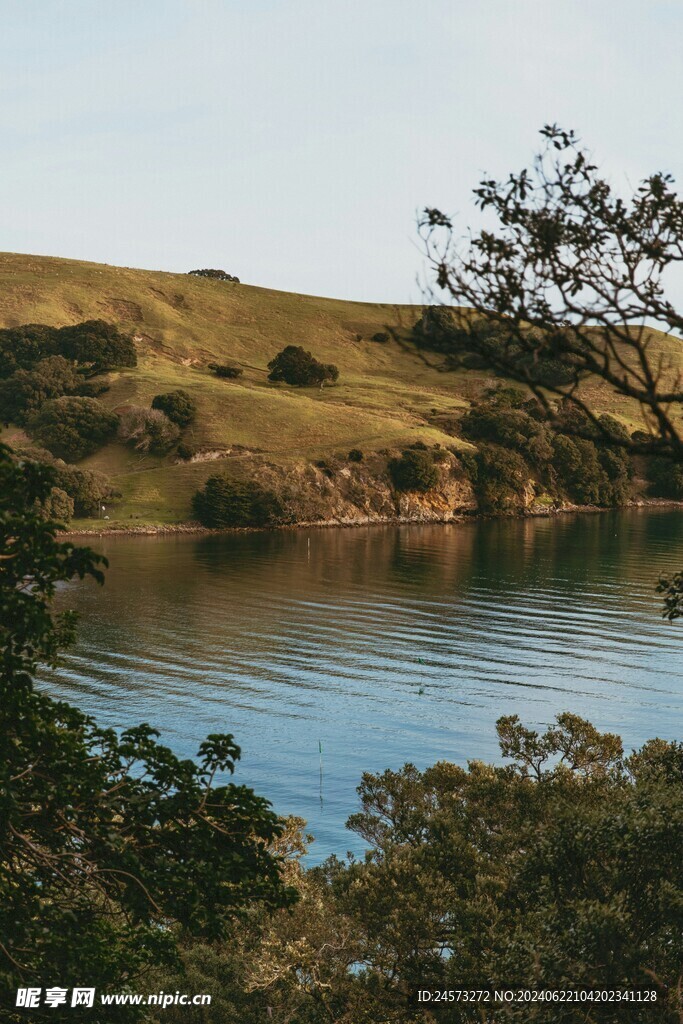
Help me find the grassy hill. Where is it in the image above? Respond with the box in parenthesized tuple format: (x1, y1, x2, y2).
(0, 252, 677, 528)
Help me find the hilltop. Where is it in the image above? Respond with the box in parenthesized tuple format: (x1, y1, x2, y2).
(0, 253, 676, 530)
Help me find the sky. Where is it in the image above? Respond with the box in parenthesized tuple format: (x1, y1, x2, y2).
(1, 0, 682, 303)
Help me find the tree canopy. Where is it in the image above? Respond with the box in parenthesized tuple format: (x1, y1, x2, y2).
(28, 396, 119, 461)
(0, 445, 295, 1019)
(267, 345, 339, 387)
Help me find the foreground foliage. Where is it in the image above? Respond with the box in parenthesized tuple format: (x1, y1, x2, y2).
(153, 715, 683, 1024)
(0, 446, 295, 1021)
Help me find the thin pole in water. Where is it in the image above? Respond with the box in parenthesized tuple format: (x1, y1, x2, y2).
(319, 739, 323, 809)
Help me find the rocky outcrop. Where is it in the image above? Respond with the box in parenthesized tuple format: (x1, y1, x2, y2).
(253, 449, 477, 526)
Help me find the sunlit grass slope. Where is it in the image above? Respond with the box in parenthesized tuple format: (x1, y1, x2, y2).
(0, 252, 678, 525)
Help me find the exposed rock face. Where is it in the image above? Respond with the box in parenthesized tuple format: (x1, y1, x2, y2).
(253, 450, 477, 526)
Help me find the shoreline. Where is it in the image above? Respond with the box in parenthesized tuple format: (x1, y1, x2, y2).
(58, 497, 683, 538)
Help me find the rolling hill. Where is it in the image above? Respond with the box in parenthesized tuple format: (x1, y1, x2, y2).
(0, 252, 677, 529)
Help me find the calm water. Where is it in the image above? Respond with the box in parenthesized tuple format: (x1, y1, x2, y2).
(46, 510, 683, 861)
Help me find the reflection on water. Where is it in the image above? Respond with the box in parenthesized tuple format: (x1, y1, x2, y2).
(46, 509, 683, 861)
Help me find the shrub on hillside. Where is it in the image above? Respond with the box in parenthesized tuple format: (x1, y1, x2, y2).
(0, 320, 136, 380)
(57, 320, 137, 371)
(9, 443, 119, 516)
(192, 475, 285, 528)
(0, 356, 82, 424)
(55, 465, 119, 516)
(176, 442, 199, 461)
(462, 443, 531, 512)
(0, 324, 60, 378)
(189, 269, 240, 282)
(151, 389, 197, 427)
(460, 389, 553, 468)
(28, 397, 119, 461)
(371, 331, 390, 343)
(36, 486, 75, 523)
(118, 407, 181, 454)
(208, 363, 243, 379)
(388, 449, 440, 492)
(267, 346, 339, 387)
(348, 448, 364, 462)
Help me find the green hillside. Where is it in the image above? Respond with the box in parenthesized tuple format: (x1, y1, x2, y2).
(0, 252, 676, 528)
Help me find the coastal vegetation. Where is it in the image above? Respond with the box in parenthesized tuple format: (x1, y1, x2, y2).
(3, 470, 682, 1021)
(0, 445, 295, 1021)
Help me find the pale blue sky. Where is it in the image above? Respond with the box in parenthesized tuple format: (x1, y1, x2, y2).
(1, 0, 682, 301)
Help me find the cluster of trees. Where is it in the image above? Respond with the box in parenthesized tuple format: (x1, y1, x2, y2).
(413, 309, 584, 386)
(29, 396, 120, 461)
(191, 474, 286, 528)
(12, 444, 119, 522)
(267, 345, 339, 387)
(0, 445, 296, 1021)
(147, 714, 683, 1024)
(0, 320, 136, 380)
(0, 319, 135, 428)
(458, 388, 632, 512)
(189, 268, 240, 282)
(0, 320, 138, 462)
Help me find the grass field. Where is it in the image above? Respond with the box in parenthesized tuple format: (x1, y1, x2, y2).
(1, 252, 679, 526)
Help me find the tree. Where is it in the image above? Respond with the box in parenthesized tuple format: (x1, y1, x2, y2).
(189, 269, 240, 282)
(0, 324, 59, 378)
(191, 475, 285, 528)
(0, 356, 82, 424)
(388, 448, 440, 492)
(267, 346, 339, 387)
(57, 319, 137, 371)
(118, 406, 181, 454)
(421, 125, 683, 615)
(152, 389, 197, 427)
(147, 714, 683, 1024)
(0, 444, 295, 1020)
(28, 397, 119, 461)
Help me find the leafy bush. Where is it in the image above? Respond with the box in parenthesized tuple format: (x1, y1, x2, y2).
(176, 442, 199, 461)
(57, 319, 137, 371)
(0, 356, 82, 424)
(267, 346, 339, 387)
(0, 323, 60, 378)
(463, 443, 531, 512)
(0, 320, 135, 380)
(36, 486, 75, 523)
(552, 430, 630, 506)
(388, 449, 440, 492)
(151, 389, 197, 427)
(348, 448, 364, 462)
(28, 397, 119, 461)
(371, 331, 390, 343)
(118, 407, 181, 454)
(192, 475, 285, 528)
(189, 268, 240, 282)
(208, 363, 243, 379)
(460, 389, 553, 468)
